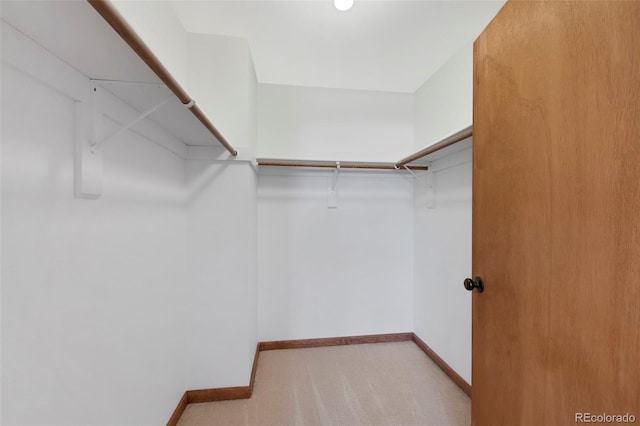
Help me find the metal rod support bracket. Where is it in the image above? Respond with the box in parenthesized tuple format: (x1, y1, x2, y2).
(332, 161, 340, 190)
(90, 92, 174, 153)
(328, 162, 340, 208)
(403, 165, 428, 185)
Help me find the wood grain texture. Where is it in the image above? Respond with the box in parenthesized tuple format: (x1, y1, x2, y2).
(186, 386, 252, 404)
(85, 0, 237, 156)
(259, 332, 414, 351)
(166, 392, 188, 426)
(249, 343, 260, 390)
(412, 334, 471, 397)
(473, 1, 640, 425)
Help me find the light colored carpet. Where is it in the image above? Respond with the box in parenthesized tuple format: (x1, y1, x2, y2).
(178, 341, 470, 426)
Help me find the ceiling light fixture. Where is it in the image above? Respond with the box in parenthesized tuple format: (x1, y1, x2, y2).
(334, 0, 354, 12)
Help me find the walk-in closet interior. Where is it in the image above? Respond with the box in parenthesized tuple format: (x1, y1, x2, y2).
(2, 1, 639, 425)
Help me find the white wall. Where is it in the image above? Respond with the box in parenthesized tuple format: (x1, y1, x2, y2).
(412, 43, 474, 384)
(413, 150, 472, 384)
(258, 84, 414, 162)
(184, 33, 259, 389)
(111, 0, 189, 90)
(255, 54, 415, 342)
(258, 169, 414, 341)
(1, 7, 477, 424)
(1, 22, 186, 425)
(413, 43, 472, 152)
(105, 8, 259, 156)
(185, 163, 258, 389)
(187, 33, 257, 153)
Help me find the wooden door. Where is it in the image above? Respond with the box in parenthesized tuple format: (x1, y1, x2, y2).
(472, 1, 640, 425)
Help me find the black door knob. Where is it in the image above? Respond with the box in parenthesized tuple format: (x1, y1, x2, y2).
(464, 276, 484, 293)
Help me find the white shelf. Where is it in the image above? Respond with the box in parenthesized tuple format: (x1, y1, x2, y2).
(1, 0, 225, 149)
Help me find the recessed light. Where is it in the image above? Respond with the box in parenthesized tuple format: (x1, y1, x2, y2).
(334, 0, 354, 12)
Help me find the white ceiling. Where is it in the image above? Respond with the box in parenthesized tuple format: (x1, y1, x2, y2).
(169, 0, 505, 93)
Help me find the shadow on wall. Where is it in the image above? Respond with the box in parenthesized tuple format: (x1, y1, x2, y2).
(186, 161, 231, 204)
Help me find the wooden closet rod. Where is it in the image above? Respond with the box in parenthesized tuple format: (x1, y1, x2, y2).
(257, 159, 428, 171)
(395, 127, 472, 167)
(87, 0, 238, 156)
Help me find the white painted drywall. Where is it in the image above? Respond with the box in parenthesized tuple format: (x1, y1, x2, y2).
(247, 53, 258, 157)
(185, 163, 258, 389)
(411, 40, 474, 385)
(413, 149, 472, 384)
(258, 169, 414, 341)
(1, 21, 187, 424)
(257, 84, 414, 162)
(1, 5, 478, 421)
(187, 33, 257, 153)
(111, 0, 189, 90)
(413, 43, 473, 152)
(184, 32, 259, 390)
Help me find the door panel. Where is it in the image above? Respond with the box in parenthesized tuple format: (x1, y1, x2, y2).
(473, 2, 640, 425)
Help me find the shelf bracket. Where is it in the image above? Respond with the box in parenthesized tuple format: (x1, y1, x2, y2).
(74, 98, 103, 199)
(75, 82, 174, 199)
(328, 161, 340, 208)
(403, 165, 427, 185)
(425, 169, 435, 209)
(402, 165, 435, 209)
(90, 93, 174, 153)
